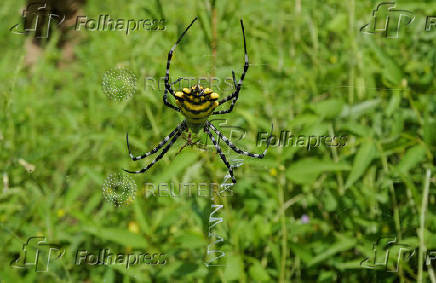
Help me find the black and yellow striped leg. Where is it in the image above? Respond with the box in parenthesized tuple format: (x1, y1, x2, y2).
(204, 125, 237, 184)
(208, 122, 273, 159)
(172, 77, 184, 86)
(164, 17, 198, 100)
(163, 88, 180, 112)
(126, 121, 186, 161)
(124, 128, 183, 174)
(164, 78, 184, 111)
(213, 19, 248, 115)
(211, 71, 238, 115)
(231, 70, 237, 89)
(212, 96, 238, 115)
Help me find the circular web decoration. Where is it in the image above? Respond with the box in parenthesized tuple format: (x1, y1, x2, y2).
(102, 67, 136, 102)
(102, 173, 137, 207)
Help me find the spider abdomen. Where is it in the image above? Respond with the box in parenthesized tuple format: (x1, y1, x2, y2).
(174, 85, 219, 132)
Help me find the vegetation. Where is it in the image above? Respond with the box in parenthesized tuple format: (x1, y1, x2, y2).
(1, 0, 435, 282)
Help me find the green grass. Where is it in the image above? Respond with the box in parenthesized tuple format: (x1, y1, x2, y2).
(1, 0, 436, 282)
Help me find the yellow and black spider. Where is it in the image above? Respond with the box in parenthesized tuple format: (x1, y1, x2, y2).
(124, 17, 272, 184)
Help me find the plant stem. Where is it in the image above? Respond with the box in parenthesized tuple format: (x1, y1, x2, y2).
(418, 169, 431, 283)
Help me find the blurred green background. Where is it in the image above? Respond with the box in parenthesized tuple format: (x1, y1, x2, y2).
(1, 0, 436, 282)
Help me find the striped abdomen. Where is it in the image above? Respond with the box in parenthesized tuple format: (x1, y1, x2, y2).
(174, 85, 220, 131)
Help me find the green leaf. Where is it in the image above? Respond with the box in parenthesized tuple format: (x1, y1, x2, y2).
(386, 90, 401, 117)
(289, 243, 313, 264)
(84, 226, 148, 248)
(307, 234, 356, 267)
(223, 255, 243, 280)
(175, 232, 206, 249)
(151, 151, 199, 183)
(288, 114, 321, 128)
(302, 122, 330, 137)
(345, 139, 376, 188)
(249, 260, 270, 281)
(327, 14, 347, 32)
(323, 189, 337, 212)
(134, 199, 150, 234)
(311, 99, 345, 119)
(287, 158, 351, 184)
(339, 122, 372, 137)
(423, 118, 436, 147)
(367, 39, 404, 85)
(397, 145, 427, 174)
(335, 260, 365, 270)
(340, 99, 380, 118)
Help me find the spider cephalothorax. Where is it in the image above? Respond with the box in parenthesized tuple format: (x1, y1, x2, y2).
(124, 17, 272, 184)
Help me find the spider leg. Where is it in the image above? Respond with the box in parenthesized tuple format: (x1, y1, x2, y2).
(213, 19, 248, 115)
(163, 77, 186, 111)
(208, 121, 273, 158)
(176, 142, 189, 155)
(176, 131, 191, 155)
(163, 88, 181, 112)
(231, 70, 237, 89)
(126, 121, 186, 161)
(212, 71, 238, 114)
(124, 128, 183, 174)
(172, 77, 184, 86)
(212, 96, 238, 115)
(164, 17, 198, 98)
(204, 124, 237, 184)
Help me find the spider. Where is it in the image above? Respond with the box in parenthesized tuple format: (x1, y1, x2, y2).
(124, 17, 272, 184)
